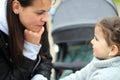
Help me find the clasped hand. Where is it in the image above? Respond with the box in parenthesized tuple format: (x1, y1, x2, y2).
(24, 26, 44, 45)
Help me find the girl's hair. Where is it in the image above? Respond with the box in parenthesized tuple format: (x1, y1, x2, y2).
(96, 17, 120, 53)
(7, 0, 49, 63)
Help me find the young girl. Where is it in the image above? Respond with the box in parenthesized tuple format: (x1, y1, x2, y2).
(0, 0, 52, 80)
(59, 17, 120, 80)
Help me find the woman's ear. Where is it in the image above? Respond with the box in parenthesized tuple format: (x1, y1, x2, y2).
(12, 0, 21, 14)
(109, 45, 118, 57)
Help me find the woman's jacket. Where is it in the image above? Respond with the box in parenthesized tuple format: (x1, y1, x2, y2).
(0, 30, 52, 80)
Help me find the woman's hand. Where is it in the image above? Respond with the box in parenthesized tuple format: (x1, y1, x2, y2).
(31, 74, 48, 80)
(24, 26, 44, 45)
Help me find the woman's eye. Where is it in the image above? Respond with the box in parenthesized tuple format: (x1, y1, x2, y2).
(36, 10, 49, 15)
(37, 12, 44, 15)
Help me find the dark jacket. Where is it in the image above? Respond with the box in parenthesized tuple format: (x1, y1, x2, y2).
(0, 30, 52, 80)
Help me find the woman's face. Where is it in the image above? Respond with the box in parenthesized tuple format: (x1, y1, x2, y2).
(13, 0, 51, 32)
(91, 26, 111, 59)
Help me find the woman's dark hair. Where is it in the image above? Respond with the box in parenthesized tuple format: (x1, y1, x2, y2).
(6, 0, 49, 63)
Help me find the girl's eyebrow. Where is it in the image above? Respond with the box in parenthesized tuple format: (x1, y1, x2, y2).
(94, 35, 97, 38)
(94, 35, 96, 37)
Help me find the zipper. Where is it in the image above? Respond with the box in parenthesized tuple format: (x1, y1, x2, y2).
(31, 55, 41, 77)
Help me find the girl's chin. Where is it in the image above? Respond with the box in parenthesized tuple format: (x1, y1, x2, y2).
(93, 52, 96, 56)
(93, 53, 99, 58)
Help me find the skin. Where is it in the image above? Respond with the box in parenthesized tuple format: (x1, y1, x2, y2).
(91, 26, 112, 59)
(12, 0, 51, 45)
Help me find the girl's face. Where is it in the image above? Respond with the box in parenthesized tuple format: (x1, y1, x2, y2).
(13, 0, 51, 32)
(91, 26, 111, 59)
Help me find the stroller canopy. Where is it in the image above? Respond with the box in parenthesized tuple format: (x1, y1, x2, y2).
(52, 0, 118, 44)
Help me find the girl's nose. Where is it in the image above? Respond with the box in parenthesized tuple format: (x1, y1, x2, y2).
(90, 39, 93, 45)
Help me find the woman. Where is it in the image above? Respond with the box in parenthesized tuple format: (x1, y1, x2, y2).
(0, 0, 52, 80)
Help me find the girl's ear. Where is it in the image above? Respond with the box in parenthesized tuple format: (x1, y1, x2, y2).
(12, 0, 21, 14)
(109, 45, 119, 57)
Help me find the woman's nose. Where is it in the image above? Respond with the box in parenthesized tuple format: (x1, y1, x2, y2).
(41, 12, 49, 22)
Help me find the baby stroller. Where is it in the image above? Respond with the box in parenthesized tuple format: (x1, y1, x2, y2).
(51, 0, 118, 80)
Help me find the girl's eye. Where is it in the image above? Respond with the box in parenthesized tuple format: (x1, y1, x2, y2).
(95, 37, 98, 41)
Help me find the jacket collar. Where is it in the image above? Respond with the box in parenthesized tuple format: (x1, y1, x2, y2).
(0, 30, 11, 62)
(0, 30, 8, 48)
